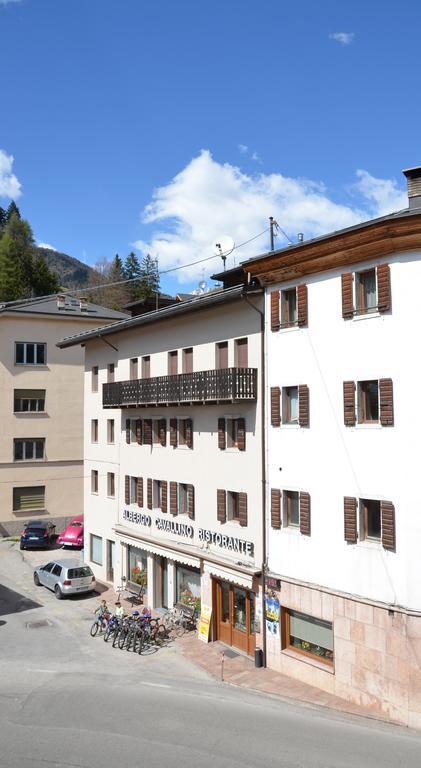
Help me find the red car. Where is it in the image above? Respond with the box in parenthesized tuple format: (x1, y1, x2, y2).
(57, 515, 84, 548)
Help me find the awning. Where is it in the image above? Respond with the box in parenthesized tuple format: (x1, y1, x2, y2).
(114, 525, 201, 569)
(203, 562, 256, 590)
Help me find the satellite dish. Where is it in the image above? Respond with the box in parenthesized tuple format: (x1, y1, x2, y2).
(213, 235, 235, 258)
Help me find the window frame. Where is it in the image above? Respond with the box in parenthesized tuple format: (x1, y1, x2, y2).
(282, 386, 299, 425)
(130, 358, 138, 381)
(283, 490, 300, 528)
(107, 363, 115, 383)
(90, 534, 103, 566)
(91, 419, 98, 443)
(13, 389, 46, 413)
(178, 483, 188, 516)
(355, 268, 377, 315)
(15, 342, 47, 366)
(91, 469, 99, 494)
(282, 608, 334, 667)
(91, 366, 98, 393)
(168, 350, 178, 376)
(226, 418, 240, 449)
(227, 491, 240, 522)
(107, 419, 115, 444)
(359, 498, 381, 542)
(182, 347, 193, 374)
(215, 341, 229, 370)
(358, 380, 379, 424)
(280, 288, 298, 327)
(13, 438, 45, 462)
(13, 485, 45, 512)
(141, 356, 150, 379)
(107, 472, 115, 498)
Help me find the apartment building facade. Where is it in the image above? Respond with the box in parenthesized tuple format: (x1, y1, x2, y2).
(58, 286, 264, 656)
(0, 295, 126, 536)
(244, 166, 421, 727)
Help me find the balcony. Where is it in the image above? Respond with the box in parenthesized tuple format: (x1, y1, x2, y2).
(102, 367, 257, 408)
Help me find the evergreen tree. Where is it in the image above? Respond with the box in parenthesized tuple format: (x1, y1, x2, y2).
(5, 201, 21, 222)
(3, 211, 34, 297)
(0, 207, 6, 234)
(32, 253, 60, 296)
(123, 251, 141, 303)
(137, 253, 160, 299)
(0, 233, 25, 301)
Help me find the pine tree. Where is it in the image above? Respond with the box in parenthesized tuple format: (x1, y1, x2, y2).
(32, 253, 60, 296)
(0, 233, 25, 301)
(0, 207, 6, 234)
(137, 253, 160, 299)
(5, 201, 21, 222)
(123, 251, 141, 302)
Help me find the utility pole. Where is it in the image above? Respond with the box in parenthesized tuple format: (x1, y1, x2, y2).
(269, 216, 275, 251)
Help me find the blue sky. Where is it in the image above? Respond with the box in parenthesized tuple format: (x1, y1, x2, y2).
(0, 0, 419, 294)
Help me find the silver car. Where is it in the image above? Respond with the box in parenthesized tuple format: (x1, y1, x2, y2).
(33, 559, 96, 599)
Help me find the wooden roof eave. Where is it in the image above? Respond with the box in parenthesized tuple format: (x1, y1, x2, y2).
(243, 214, 421, 284)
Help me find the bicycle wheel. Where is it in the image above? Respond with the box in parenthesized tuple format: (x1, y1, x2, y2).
(118, 629, 127, 649)
(103, 626, 113, 642)
(112, 627, 121, 648)
(154, 624, 167, 645)
(90, 621, 99, 637)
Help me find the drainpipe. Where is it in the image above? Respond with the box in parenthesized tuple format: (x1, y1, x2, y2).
(241, 286, 267, 668)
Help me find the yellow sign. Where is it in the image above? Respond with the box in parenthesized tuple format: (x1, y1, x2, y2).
(197, 604, 212, 643)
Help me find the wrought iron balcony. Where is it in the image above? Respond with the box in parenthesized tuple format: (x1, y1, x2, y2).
(103, 367, 257, 408)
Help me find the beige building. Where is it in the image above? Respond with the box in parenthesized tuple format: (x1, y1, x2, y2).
(0, 294, 126, 536)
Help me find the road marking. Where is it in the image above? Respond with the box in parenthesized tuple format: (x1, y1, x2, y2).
(24, 668, 55, 674)
(140, 682, 171, 689)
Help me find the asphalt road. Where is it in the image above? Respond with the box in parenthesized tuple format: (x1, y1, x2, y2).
(0, 541, 420, 768)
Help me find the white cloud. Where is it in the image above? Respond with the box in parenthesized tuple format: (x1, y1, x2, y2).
(251, 151, 262, 164)
(329, 32, 354, 45)
(0, 0, 22, 5)
(238, 144, 248, 154)
(134, 150, 406, 284)
(0, 149, 21, 199)
(37, 242, 58, 251)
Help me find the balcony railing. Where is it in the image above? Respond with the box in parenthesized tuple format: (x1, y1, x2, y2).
(103, 367, 257, 408)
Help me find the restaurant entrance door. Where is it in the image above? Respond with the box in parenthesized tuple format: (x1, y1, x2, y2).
(213, 579, 256, 656)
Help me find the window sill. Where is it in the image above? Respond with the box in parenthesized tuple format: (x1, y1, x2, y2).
(354, 422, 382, 430)
(14, 458, 46, 464)
(14, 412, 47, 417)
(352, 311, 381, 322)
(277, 325, 300, 334)
(13, 508, 46, 515)
(280, 423, 300, 429)
(14, 363, 47, 368)
(282, 647, 334, 673)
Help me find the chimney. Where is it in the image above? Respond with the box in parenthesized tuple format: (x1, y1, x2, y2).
(403, 166, 421, 210)
(79, 297, 88, 311)
(57, 294, 66, 309)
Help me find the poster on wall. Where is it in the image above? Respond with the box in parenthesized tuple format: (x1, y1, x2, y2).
(197, 604, 212, 644)
(265, 595, 280, 640)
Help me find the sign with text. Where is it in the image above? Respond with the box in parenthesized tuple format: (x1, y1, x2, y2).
(197, 604, 212, 644)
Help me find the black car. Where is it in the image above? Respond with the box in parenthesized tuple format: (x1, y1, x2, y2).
(20, 520, 56, 550)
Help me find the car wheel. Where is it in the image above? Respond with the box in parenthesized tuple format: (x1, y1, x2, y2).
(33, 573, 40, 586)
(54, 584, 63, 600)
(19, 543, 24, 550)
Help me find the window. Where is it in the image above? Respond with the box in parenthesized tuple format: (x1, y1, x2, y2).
(227, 491, 240, 521)
(90, 534, 103, 565)
(182, 347, 193, 374)
(178, 483, 188, 515)
(282, 387, 298, 424)
(283, 609, 333, 665)
(358, 380, 379, 423)
(142, 356, 150, 379)
(234, 338, 248, 368)
(129, 476, 138, 504)
(91, 419, 98, 443)
(215, 341, 228, 369)
(14, 389, 45, 413)
(91, 470, 98, 494)
(13, 486, 45, 512)
(168, 350, 178, 375)
(14, 439, 45, 461)
(356, 269, 377, 314)
(360, 499, 381, 541)
(179, 419, 187, 446)
(91, 366, 98, 393)
(153, 480, 163, 509)
(107, 472, 115, 498)
(283, 491, 299, 528)
(52, 564, 62, 577)
(15, 342, 46, 366)
(281, 289, 297, 327)
(130, 358, 138, 380)
(107, 363, 115, 383)
(107, 419, 115, 444)
(227, 418, 241, 449)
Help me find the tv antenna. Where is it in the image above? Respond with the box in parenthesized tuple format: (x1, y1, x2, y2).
(214, 236, 235, 271)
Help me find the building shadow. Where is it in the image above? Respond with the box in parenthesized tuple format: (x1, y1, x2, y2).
(0, 584, 42, 617)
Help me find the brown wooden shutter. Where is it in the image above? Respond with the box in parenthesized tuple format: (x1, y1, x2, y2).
(185, 418, 193, 449)
(187, 484, 195, 520)
(297, 284, 308, 327)
(124, 475, 130, 504)
(147, 478, 152, 510)
(238, 492, 248, 527)
(159, 418, 167, 446)
(137, 477, 143, 508)
(343, 381, 356, 426)
(381, 500, 395, 551)
(377, 264, 391, 313)
(299, 492, 311, 536)
(125, 419, 131, 444)
(217, 489, 226, 523)
(161, 481, 167, 513)
(135, 419, 142, 445)
(218, 418, 226, 450)
(170, 419, 178, 448)
(143, 419, 152, 445)
(270, 290, 280, 332)
(271, 386, 281, 427)
(344, 496, 357, 543)
(237, 418, 246, 451)
(379, 378, 394, 426)
(270, 489, 281, 529)
(341, 272, 354, 319)
(170, 482, 178, 515)
(298, 385, 310, 427)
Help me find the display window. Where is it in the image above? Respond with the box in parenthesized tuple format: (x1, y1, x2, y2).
(176, 565, 201, 613)
(128, 545, 148, 587)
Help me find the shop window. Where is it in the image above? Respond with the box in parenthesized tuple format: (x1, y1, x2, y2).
(128, 545, 148, 587)
(282, 609, 333, 665)
(14, 389, 45, 413)
(90, 534, 103, 565)
(176, 565, 201, 613)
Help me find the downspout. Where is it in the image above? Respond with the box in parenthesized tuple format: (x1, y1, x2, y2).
(241, 287, 267, 668)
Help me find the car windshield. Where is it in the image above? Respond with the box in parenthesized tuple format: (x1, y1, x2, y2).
(26, 528, 44, 534)
(70, 522, 83, 527)
(67, 567, 93, 579)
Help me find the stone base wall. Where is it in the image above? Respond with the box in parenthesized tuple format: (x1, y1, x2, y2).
(266, 579, 421, 728)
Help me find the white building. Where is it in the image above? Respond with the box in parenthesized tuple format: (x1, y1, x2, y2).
(58, 285, 264, 657)
(244, 166, 421, 728)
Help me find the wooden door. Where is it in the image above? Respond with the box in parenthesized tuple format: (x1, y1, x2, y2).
(214, 580, 256, 656)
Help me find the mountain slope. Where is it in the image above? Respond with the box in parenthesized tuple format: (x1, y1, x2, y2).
(37, 247, 96, 290)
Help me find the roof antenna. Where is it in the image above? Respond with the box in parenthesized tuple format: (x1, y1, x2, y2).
(214, 236, 235, 271)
